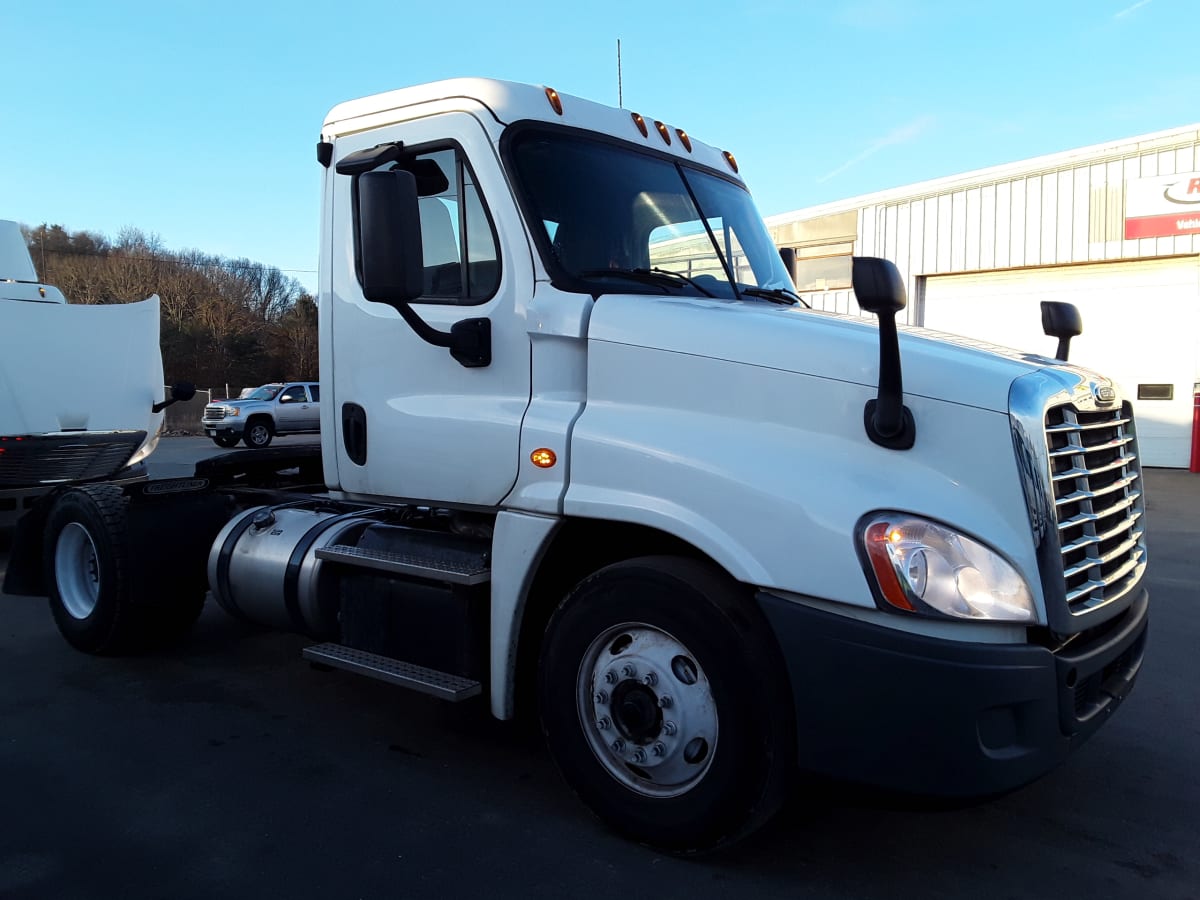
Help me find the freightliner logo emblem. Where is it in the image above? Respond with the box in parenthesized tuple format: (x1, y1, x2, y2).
(1093, 383, 1116, 404)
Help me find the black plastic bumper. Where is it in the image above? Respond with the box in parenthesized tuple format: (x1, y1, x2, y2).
(757, 588, 1148, 797)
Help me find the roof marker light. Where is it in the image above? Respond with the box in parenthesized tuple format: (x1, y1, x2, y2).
(631, 112, 648, 137)
(675, 129, 692, 152)
(723, 150, 739, 173)
(654, 121, 672, 145)
(545, 87, 564, 116)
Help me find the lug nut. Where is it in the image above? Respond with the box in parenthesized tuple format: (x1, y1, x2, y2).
(596, 717, 611, 731)
(658, 695, 673, 709)
(641, 672, 658, 687)
(652, 742, 666, 757)
(632, 748, 647, 763)
(604, 671, 617, 685)
(611, 739, 625, 753)
(594, 690, 609, 704)
(663, 721, 678, 736)
(621, 664, 637, 678)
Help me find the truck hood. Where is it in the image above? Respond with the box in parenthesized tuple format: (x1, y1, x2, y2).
(586, 294, 1057, 413)
(0, 296, 164, 435)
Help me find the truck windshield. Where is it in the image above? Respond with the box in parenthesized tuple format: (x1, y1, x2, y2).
(508, 127, 796, 302)
(244, 385, 282, 401)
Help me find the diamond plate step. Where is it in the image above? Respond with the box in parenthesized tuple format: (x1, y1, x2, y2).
(302, 643, 481, 701)
(315, 543, 490, 585)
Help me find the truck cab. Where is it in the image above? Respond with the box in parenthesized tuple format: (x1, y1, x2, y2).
(10, 79, 1149, 854)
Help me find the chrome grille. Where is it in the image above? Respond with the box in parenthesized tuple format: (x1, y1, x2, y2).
(204, 405, 227, 421)
(0, 434, 144, 487)
(1045, 402, 1145, 613)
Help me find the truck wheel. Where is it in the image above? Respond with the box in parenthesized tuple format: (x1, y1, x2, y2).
(243, 418, 274, 449)
(44, 485, 205, 655)
(212, 434, 240, 448)
(539, 556, 793, 854)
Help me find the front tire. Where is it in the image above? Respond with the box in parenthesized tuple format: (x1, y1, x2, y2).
(539, 556, 793, 854)
(44, 485, 205, 655)
(212, 434, 240, 449)
(243, 418, 274, 449)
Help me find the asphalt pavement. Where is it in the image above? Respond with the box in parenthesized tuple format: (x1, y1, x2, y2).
(1, 440, 1197, 899)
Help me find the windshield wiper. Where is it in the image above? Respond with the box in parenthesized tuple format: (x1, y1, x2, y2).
(644, 267, 717, 298)
(577, 267, 717, 298)
(740, 286, 810, 308)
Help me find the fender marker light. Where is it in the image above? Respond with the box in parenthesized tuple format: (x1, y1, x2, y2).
(864, 522, 915, 611)
(530, 448, 557, 468)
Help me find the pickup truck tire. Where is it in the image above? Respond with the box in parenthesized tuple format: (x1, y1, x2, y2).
(212, 434, 241, 448)
(243, 417, 274, 449)
(539, 555, 793, 854)
(43, 484, 205, 655)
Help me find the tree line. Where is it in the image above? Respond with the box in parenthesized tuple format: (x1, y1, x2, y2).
(22, 223, 317, 398)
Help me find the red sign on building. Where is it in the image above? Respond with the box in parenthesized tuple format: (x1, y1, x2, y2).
(1124, 172, 1200, 239)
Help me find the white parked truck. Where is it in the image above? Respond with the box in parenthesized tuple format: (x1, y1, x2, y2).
(4, 80, 1149, 853)
(0, 219, 191, 528)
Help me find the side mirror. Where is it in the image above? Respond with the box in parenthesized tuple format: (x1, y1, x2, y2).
(852, 257, 914, 450)
(357, 169, 424, 304)
(852, 256, 907, 315)
(152, 381, 196, 414)
(347, 164, 491, 368)
(1041, 301, 1083, 361)
(778, 246, 797, 281)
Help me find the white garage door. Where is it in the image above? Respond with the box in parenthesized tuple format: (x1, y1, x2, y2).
(921, 258, 1199, 467)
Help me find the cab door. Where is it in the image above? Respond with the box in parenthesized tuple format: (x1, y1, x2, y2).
(274, 383, 312, 432)
(326, 111, 532, 506)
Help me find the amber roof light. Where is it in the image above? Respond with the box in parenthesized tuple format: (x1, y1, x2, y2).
(545, 87, 563, 115)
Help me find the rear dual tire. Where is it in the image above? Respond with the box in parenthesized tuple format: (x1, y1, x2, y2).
(44, 484, 205, 655)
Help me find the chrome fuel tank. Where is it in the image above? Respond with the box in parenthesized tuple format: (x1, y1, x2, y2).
(207, 503, 377, 636)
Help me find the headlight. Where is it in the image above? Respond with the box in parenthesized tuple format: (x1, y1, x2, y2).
(226, 406, 240, 417)
(858, 514, 1035, 623)
(126, 430, 161, 467)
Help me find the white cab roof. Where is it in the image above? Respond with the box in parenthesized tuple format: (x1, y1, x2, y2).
(322, 77, 742, 183)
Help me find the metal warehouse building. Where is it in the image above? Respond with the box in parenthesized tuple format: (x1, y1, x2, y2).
(765, 123, 1200, 468)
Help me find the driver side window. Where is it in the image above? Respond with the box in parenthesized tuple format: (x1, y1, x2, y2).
(405, 147, 501, 305)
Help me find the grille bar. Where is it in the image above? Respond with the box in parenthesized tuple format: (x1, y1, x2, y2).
(1044, 402, 1145, 614)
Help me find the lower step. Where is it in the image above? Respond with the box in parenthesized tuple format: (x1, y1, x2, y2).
(302, 642, 482, 702)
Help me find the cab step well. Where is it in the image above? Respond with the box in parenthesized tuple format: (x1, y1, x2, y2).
(302, 642, 482, 701)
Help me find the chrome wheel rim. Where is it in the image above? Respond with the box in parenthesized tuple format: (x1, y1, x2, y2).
(577, 623, 718, 798)
(55, 522, 101, 619)
(249, 424, 269, 445)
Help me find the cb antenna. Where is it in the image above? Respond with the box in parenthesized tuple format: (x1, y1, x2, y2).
(617, 38, 623, 107)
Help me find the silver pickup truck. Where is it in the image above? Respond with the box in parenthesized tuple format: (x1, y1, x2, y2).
(201, 382, 320, 449)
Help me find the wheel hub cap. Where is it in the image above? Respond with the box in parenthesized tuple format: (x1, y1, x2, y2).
(577, 623, 718, 798)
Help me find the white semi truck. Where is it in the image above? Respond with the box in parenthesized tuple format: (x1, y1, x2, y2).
(4, 80, 1149, 853)
(0, 220, 191, 528)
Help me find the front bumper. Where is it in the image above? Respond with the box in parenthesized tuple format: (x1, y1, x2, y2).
(202, 419, 244, 436)
(757, 587, 1148, 797)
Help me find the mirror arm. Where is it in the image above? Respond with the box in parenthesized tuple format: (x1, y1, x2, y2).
(152, 382, 196, 414)
(864, 309, 916, 450)
(392, 301, 491, 368)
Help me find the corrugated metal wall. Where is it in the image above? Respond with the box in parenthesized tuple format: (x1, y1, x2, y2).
(777, 131, 1200, 325)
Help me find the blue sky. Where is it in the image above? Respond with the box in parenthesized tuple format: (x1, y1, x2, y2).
(4, 0, 1191, 294)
